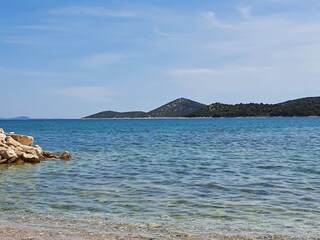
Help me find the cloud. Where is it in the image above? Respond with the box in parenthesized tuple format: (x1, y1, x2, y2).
(0, 66, 72, 80)
(169, 68, 221, 76)
(57, 87, 112, 102)
(80, 53, 125, 68)
(51, 6, 136, 18)
(15, 25, 71, 32)
(154, 27, 177, 38)
(237, 6, 252, 20)
(201, 11, 233, 29)
(169, 66, 273, 78)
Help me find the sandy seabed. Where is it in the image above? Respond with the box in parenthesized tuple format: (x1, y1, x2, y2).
(0, 219, 314, 240)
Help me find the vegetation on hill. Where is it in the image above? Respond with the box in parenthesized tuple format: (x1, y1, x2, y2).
(187, 97, 320, 117)
(83, 97, 320, 119)
(147, 98, 206, 117)
(84, 111, 147, 119)
(83, 98, 206, 119)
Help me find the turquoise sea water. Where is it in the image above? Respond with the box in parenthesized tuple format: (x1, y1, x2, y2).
(0, 118, 319, 238)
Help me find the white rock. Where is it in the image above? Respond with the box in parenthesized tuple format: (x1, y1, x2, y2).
(9, 134, 34, 146)
(21, 152, 40, 163)
(5, 136, 21, 147)
(0, 147, 17, 159)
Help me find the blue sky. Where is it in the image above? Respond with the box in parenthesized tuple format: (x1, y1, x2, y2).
(1, 0, 320, 118)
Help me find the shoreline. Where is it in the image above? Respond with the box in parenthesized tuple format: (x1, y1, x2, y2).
(0, 211, 318, 240)
(0, 219, 313, 240)
(81, 116, 320, 120)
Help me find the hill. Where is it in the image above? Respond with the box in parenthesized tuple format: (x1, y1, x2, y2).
(84, 111, 147, 119)
(83, 96, 320, 119)
(147, 98, 206, 117)
(187, 97, 320, 117)
(0, 116, 32, 120)
(83, 98, 206, 119)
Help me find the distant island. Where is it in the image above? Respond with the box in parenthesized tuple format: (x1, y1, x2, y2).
(0, 116, 32, 120)
(83, 98, 206, 119)
(83, 97, 320, 119)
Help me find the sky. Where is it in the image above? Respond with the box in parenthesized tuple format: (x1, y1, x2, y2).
(1, 0, 320, 118)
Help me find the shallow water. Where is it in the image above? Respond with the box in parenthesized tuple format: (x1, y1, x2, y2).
(0, 118, 319, 238)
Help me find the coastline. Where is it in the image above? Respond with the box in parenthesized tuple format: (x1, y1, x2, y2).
(0, 218, 312, 240)
(81, 116, 320, 120)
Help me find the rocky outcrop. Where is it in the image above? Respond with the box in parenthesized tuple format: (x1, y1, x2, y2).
(9, 134, 34, 146)
(60, 151, 72, 160)
(0, 128, 72, 165)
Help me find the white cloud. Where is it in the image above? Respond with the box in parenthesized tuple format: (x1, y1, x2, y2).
(15, 25, 71, 32)
(237, 6, 252, 20)
(154, 27, 177, 38)
(51, 6, 136, 18)
(169, 66, 273, 79)
(0, 66, 72, 80)
(57, 87, 112, 102)
(80, 53, 125, 68)
(201, 11, 233, 29)
(169, 68, 221, 76)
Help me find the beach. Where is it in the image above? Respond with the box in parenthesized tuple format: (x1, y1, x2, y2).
(0, 219, 307, 240)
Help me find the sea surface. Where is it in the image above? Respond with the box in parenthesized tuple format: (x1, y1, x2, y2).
(0, 118, 319, 238)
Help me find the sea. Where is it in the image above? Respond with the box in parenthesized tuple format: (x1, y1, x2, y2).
(0, 118, 319, 239)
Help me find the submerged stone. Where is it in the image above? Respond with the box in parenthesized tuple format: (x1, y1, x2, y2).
(60, 151, 72, 160)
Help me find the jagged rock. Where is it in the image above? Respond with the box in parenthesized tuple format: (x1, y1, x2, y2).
(0, 128, 71, 165)
(5, 136, 21, 147)
(21, 152, 40, 163)
(43, 151, 59, 159)
(0, 158, 7, 164)
(60, 151, 72, 160)
(15, 159, 25, 165)
(9, 134, 34, 146)
(0, 147, 17, 159)
(34, 145, 44, 156)
(19, 145, 45, 161)
(0, 133, 6, 143)
(0, 142, 8, 148)
(7, 157, 18, 164)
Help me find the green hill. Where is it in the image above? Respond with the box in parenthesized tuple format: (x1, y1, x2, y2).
(83, 98, 206, 119)
(147, 98, 206, 118)
(187, 97, 320, 117)
(83, 97, 320, 119)
(83, 111, 147, 119)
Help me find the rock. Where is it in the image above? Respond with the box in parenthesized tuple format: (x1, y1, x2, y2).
(21, 152, 40, 163)
(9, 134, 34, 146)
(0, 133, 6, 142)
(18, 145, 45, 161)
(5, 136, 21, 147)
(15, 159, 25, 165)
(0, 128, 71, 165)
(0, 158, 7, 164)
(43, 151, 58, 159)
(7, 157, 18, 163)
(34, 145, 44, 155)
(60, 151, 72, 160)
(0, 147, 17, 159)
(0, 142, 8, 148)
(147, 223, 161, 229)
